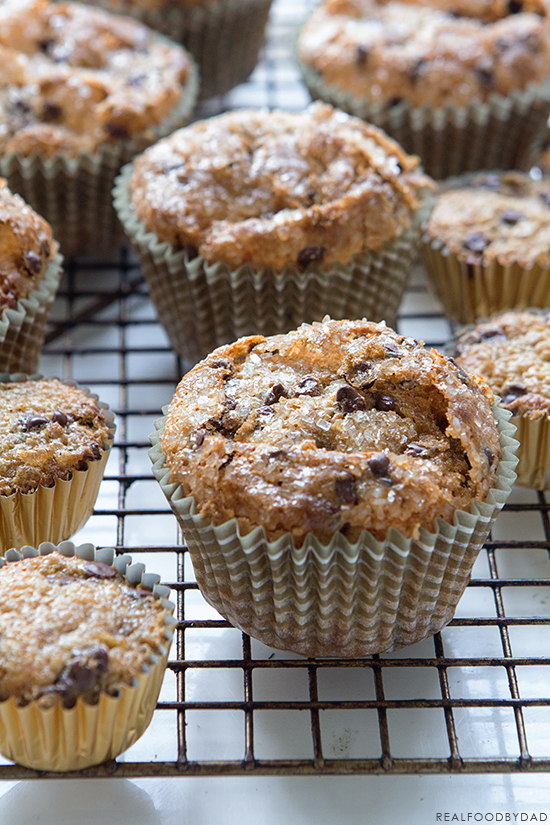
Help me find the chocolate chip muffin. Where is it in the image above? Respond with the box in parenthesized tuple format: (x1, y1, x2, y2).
(0, 376, 115, 551)
(296, 0, 550, 178)
(0, 542, 175, 770)
(0, 0, 198, 254)
(422, 170, 550, 324)
(150, 318, 518, 656)
(115, 102, 433, 364)
(453, 308, 550, 487)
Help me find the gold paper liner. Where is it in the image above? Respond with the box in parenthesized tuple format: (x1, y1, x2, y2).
(114, 162, 426, 368)
(0, 542, 175, 771)
(296, 50, 550, 181)
(93, 0, 273, 99)
(0, 253, 63, 374)
(0, 52, 198, 257)
(149, 403, 518, 658)
(0, 376, 116, 553)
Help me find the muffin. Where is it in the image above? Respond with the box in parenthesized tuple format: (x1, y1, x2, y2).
(296, 0, 550, 179)
(114, 102, 433, 366)
(0, 177, 62, 373)
(0, 541, 175, 771)
(422, 170, 550, 325)
(0, 0, 198, 256)
(79, 0, 273, 100)
(453, 308, 550, 488)
(0, 376, 116, 552)
(150, 318, 518, 657)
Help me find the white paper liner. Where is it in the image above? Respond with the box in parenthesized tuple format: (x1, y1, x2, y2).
(0, 49, 198, 257)
(0, 375, 116, 553)
(0, 541, 175, 771)
(114, 162, 426, 369)
(0, 252, 63, 374)
(296, 48, 550, 181)
(149, 402, 518, 658)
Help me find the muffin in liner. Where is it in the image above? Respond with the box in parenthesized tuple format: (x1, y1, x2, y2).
(0, 376, 116, 553)
(421, 171, 550, 325)
(149, 394, 517, 659)
(89, 0, 273, 100)
(0, 541, 175, 772)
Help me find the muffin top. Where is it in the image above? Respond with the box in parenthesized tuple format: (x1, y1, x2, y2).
(0, 0, 193, 157)
(0, 177, 57, 310)
(297, 0, 550, 109)
(453, 309, 550, 418)
(0, 550, 169, 707)
(162, 318, 500, 545)
(425, 171, 550, 267)
(128, 102, 432, 271)
(0, 378, 113, 495)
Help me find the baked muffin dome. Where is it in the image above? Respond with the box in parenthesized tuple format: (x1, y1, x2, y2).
(162, 318, 501, 545)
(127, 102, 431, 271)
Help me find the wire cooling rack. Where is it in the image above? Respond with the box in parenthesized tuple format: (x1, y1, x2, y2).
(1, 0, 549, 779)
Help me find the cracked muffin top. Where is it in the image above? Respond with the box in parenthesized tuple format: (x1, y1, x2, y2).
(162, 318, 501, 545)
(453, 309, 550, 419)
(0, 377, 113, 496)
(0, 550, 169, 707)
(0, 177, 57, 310)
(127, 102, 432, 271)
(297, 0, 550, 109)
(424, 171, 550, 268)
(0, 0, 193, 157)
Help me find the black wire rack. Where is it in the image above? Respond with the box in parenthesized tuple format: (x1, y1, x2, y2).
(1, 0, 549, 779)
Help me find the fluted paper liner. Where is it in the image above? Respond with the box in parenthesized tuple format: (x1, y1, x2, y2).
(0, 50, 198, 257)
(114, 162, 425, 368)
(149, 403, 518, 658)
(0, 541, 175, 771)
(0, 375, 116, 553)
(94, 0, 272, 99)
(0, 252, 62, 374)
(296, 46, 550, 181)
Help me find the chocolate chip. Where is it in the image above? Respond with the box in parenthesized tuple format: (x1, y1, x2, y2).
(335, 474, 358, 504)
(383, 341, 401, 357)
(297, 246, 326, 268)
(374, 393, 397, 412)
(388, 96, 403, 107)
(195, 429, 206, 447)
(464, 233, 490, 253)
(485, 447, 496, 466)
(296, 377, 321, 397)
(24, 415, 50, 430)
(52, 410, 68, 426)
(42, 101, 63, 122)
(38, 38, 54, 52)
(405, 442, 425, 456)
(265, 383, 288, 405)
(503, 383, 528, 395)
(508, 0, 522, 12)
(24, 250, 42, 275)
(500, 209, 523, 225)
(476, 68, 494, 88)
(336, 385, 367, 413)
(257, 405, 275, 417)
(67, 647, 108, 692)
(367, 453, 390, 477)
(12, 98, 31, 114)
(104, 122, 130, 140)
(356, 44, 368, 65)
(83, 561, 116, 579)
(40, 238, 51, 259)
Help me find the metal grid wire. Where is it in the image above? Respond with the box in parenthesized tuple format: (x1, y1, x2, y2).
(1, 0, 549, 778)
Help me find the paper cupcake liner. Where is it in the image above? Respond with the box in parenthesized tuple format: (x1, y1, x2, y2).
(114, 162, 425, 368)
(0, 541, 175, 771)
(149, 403, 518, 658)
(297, 51, 550, 181)
(94, 0, 273, 99)
(0, 375, 116, 553)
(0, 252, 63, 374)
(0, 51, 198, 258)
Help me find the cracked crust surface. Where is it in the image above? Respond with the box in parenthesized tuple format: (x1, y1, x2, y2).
(453, 309, 550, 418)
(162, 318, 500, 545)
(0, 552, 168, 707)
(0, 378, 113, 496)
(425, 171, 550, 268)
(128, 102, 432, 271)
(0, 0, 192, 157)
(297, 0, 550, 109)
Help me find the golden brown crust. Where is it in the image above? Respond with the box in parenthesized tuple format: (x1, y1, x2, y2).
(0, 0, 192, 157)
(128, 102, 432, 271)
(162, 318, 500, 545)
(0, 552, 168, 707)
(297, 0, 550, 109)
(0, 378, 113, 496)
(0, 178, 56, 310)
